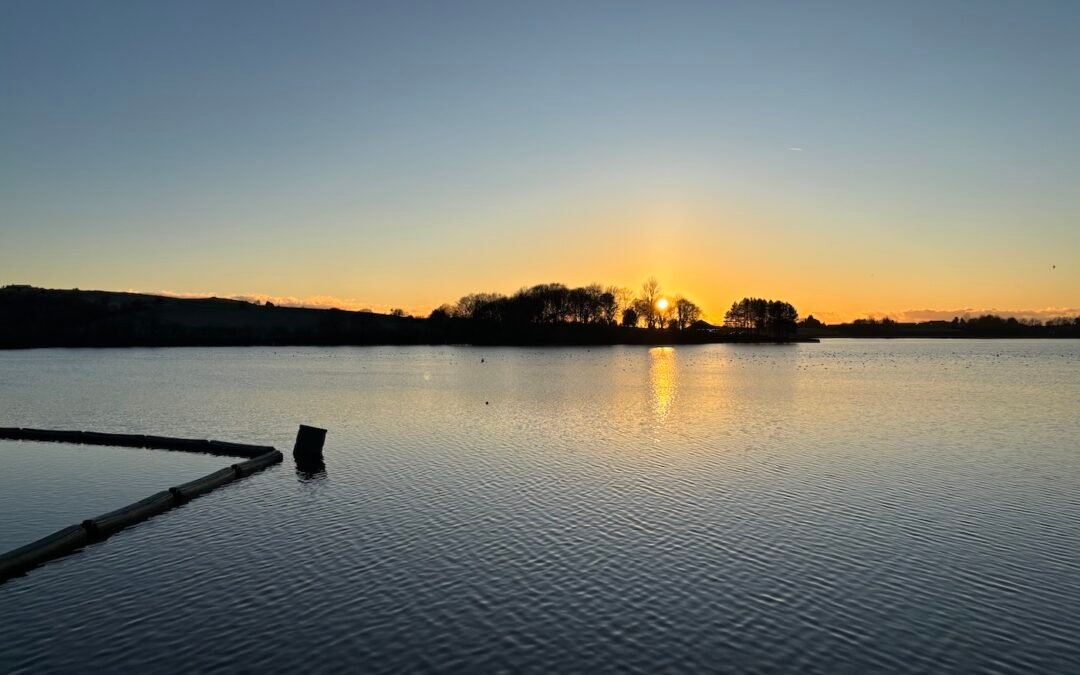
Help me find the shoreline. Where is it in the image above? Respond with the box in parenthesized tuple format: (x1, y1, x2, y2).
(0, 337, 822, 351)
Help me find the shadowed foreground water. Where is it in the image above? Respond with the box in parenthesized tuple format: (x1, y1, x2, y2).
(1, 341, 1078, 673)
(0, 441, 226, 551)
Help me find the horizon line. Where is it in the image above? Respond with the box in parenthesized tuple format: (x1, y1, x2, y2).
(5, 283, 1079, 325)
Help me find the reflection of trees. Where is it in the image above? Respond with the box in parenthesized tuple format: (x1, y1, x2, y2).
(649, 347, 677, 423)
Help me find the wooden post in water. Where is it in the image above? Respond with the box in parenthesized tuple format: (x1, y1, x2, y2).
(293, 424, 327, 460)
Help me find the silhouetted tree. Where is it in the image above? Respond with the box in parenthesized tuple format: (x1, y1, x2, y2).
(455, 293, 505, 320)
(529, 283, 570, 323)
(638, 277, 662, 328)
(567, 284, 606, 324)
(656, 301, 672, 330)
(724, 298, 753, 333)
(766, 300, 798, 337)
(429, 305, 453, 321)
(612, 286, 635, 322)
(1047, 316, 1080, 327)
(434, 278, 712, 336)
(673, 297, 702, 330)
(599, 290, 619, 325)
(444, 283, 663, 328)
(725, 297, 798, 337)
(632, 298, 651, 328)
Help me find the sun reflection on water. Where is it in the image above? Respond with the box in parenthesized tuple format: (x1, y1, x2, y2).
(649, 347, 677, 425)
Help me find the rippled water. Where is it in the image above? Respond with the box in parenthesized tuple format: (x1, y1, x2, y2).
(1, 341, 1078, 673)
(0, 441, 225, 551)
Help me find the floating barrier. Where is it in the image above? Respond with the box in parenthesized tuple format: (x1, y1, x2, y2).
(91, 491, 178, 539)
(0, 525, 90, 581)
(0, 428, 274, 458)
(171, 467, 238, 501)
(0, 427, 287, 583)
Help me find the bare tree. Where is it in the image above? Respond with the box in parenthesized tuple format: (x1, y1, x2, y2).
(599, 290, 619, 325)
(632, 298, 653, 328)
(455, 293, 505, 320)
(674, 297, 701, 329)
(656, 299, 672, 329)
(638, 277, 662, 328)
(611, 286, 634, 322)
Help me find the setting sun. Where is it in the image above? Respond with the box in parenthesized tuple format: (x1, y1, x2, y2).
(656, 298, 669, 312)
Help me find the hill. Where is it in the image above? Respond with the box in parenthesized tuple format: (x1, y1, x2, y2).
(0, 286, 423, 348)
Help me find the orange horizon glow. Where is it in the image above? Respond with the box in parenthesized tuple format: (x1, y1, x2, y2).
(7, 151, 1077, 324)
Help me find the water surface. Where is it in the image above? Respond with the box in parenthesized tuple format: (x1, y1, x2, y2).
(0, 440, 225, 551)
(1, 341, 1078, 673)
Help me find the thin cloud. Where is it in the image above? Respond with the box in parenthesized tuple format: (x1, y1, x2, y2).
(787, 147, 804, 151)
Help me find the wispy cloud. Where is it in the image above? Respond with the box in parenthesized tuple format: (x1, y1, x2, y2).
(787, 147, 804, 151)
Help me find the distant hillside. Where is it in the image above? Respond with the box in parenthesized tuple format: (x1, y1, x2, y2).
(797, 316, 1080, 338)
(0, 286, 424, 348)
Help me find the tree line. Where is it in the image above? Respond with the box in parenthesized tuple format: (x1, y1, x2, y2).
(800, 313, 1080, 338)
(849, 314, 1080, 329)
(722, 297, 799, 338)
(432, 278, 706, 331)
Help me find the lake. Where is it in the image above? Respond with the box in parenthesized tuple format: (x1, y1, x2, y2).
(0, 440, 226, 552)
(1, 341, 1078, 673)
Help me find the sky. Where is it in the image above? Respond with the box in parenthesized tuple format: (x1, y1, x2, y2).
(2, 1, 1078, 322)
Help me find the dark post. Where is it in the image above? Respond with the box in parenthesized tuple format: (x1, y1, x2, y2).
(293, 424, 327, 460)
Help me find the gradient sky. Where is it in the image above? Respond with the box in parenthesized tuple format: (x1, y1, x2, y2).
(2, 1, 1078, 321)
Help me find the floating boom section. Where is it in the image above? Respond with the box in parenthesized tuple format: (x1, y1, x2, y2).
(0, 428, 285, 583)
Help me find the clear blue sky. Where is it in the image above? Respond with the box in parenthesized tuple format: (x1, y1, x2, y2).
(2, 1, 1078, 320)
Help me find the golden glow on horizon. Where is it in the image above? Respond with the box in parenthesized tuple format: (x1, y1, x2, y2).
(35, 194, 1078, 325)
(656, 298, 669, 312)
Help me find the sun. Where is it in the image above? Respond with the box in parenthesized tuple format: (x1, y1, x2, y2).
(656, 298, 669, 312)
